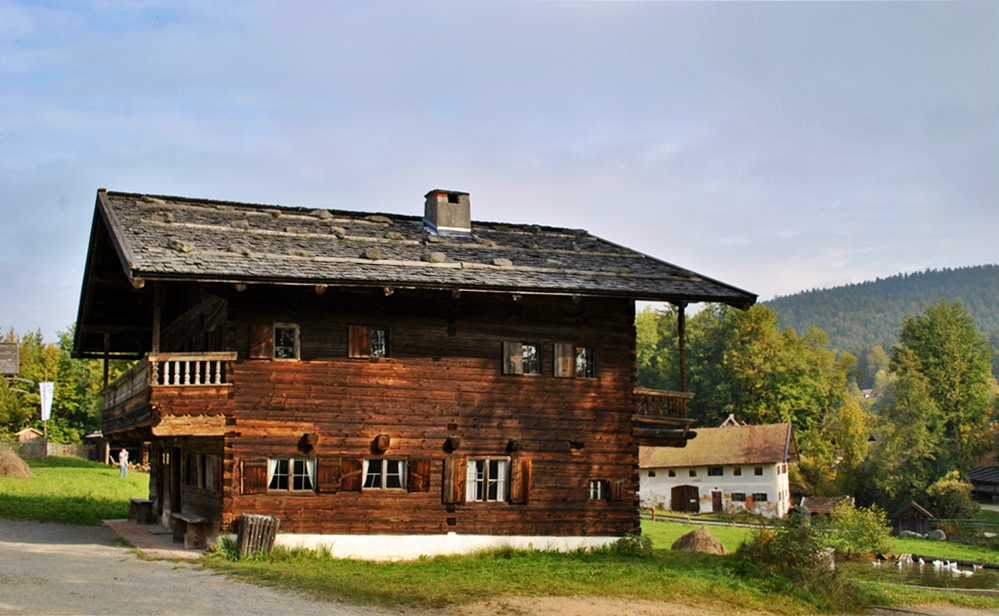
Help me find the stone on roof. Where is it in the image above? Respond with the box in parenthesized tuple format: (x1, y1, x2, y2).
(94, 190, 757, 305)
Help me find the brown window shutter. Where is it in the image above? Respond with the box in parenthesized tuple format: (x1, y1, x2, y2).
(408, 458, 431, 493)
(340, 458, 364, 492)
(609, 479, 626, 502)
(248, 325, 273, 359)
(554, 343, 575, 378)
(442, 457, 466, 504)
(316, 457, 342, 494)
(509, 458, 532, 504)
(241, 458, 268, 495)
(502, 341, 523, 375)
(348, 325, 370, 358)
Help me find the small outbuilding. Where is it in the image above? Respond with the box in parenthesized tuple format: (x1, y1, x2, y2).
(800, 495, 852, 516)
(15, 427, 43, 443)
(892, 501, 934, 536)
(968, 466, 999, 502)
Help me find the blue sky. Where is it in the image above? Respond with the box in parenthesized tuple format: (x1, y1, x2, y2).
(2, 1, 997, 341)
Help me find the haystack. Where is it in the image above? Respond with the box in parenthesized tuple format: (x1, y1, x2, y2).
(671, 525, 728, 555)
(0, 448, 33, 477)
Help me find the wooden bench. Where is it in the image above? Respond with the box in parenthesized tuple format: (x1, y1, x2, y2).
(171, 512, 212, 549)
(128, 498, 155, 524)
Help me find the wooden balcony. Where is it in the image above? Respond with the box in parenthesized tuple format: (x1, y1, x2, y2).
(633, 387, 697, 447)
(102, 352, 237, 437)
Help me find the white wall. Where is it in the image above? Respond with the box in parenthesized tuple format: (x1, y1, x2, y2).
(639, 463, 792, 518)
(270, 533, 619, 561)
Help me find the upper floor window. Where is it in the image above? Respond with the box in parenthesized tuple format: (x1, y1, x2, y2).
(466, 458, 508, 502)
(349, 325, 389, 358)
(754, 466, 764, 476)
(554, 343, 595, 378)
(708, 466, 723, 477)
(668, 469, 676, 477)
(362, 458, 406, 490)
(274, 324, 299, 359)
(502, 342, 540, 375)
(688, 469, 697, 477)
(268, 458, 315, 491)
(733, 467, 742, 476)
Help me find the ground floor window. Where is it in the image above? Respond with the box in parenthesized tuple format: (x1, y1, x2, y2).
(363, 458, 406, 489)
(268, 458, 315, 491)
(731, 492, 746, 502)
(467, 458, 508, 502)
(753, 492, 768, 502)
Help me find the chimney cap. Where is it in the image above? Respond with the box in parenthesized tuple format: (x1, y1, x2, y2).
(424, 189, 469, 198)
(424, 189, 471, 235)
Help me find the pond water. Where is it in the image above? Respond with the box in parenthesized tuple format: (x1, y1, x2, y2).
(840, 559, 999, 590)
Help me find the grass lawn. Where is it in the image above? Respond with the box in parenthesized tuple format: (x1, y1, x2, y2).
(0, 456, 148, 525)
(3, 461, 999, 613)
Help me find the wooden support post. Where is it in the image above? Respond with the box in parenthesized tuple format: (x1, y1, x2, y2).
(151, 282, 162, 353)
(103, 333, 110, 389)
(677, 301, 687, 393)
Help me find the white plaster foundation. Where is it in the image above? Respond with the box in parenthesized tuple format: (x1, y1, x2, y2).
(270, 533, 621, 561)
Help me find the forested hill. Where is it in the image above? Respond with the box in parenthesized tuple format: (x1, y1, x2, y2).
(765, 265, 999, 354)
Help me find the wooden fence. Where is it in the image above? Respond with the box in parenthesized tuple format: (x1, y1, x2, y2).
(0, 440, 98, 460)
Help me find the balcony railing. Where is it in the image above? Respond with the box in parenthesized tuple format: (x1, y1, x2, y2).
(103, 352, 238, 411)
(634, 387, 693, 420)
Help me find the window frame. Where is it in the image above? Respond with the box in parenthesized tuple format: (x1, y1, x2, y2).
(754, 466, 763, 476)
(575, 346, 595, 378)
(361, 458, 407, 490)
(503, 342, 541, 376)
(753, 492, 768, 502)
(688, 469, 697, 477)
(731, 492, 746, 502)
(466, 457, 510, 503)
(587, 479, 607, 501)
(733, 466, 742, 477)
(707, 466, 723, 477)
(273, 323, 300, 361)
(667, 469, 676, 478)
(349, 325, 390, 359)
(267, 457, 316, 492)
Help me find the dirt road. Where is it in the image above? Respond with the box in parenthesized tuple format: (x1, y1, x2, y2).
(0, 519, 409, 615)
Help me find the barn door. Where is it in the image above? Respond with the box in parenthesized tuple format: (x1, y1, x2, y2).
(712, 491, 722, 513)
(671, 485, 699, 513)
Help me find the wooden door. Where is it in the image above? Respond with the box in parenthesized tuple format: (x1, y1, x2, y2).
(671, 485, 699, 513)
(712, 491, 722, 513)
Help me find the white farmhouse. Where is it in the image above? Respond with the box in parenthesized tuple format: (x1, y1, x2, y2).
(639, 422, 798, 518)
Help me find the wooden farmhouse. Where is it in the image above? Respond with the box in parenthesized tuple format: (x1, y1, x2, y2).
(639, 423, 797, 518)
(73, 188, 756, 558)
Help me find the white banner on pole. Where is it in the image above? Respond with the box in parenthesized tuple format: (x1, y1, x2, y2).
(39, 382, 54, 421)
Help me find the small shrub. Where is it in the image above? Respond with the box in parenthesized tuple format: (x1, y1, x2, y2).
(821, 501, 895, 556)
(592, 534, 653, 557)
(926, 471, 980, 520)
(736, 510, 834, 590)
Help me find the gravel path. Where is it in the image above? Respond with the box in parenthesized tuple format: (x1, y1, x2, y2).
(0, 518, 415, 616)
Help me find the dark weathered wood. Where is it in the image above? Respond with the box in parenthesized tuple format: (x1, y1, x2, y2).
(348, 325, 369, 358)
(242, 458, 267, 495)
(509, 458, 531, 504)
(554, 342, 574, 378)
(502, 341, 522, 375)
(408, 458, 430, 492)
(317, 457, 342, 493)
(248, 325, 272, 359)
(341, 458, 363, 492)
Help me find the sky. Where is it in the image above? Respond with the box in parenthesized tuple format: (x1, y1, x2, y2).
(1, 0, 997, 342)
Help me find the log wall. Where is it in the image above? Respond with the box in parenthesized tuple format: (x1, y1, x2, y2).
(173, 285, 640, 537)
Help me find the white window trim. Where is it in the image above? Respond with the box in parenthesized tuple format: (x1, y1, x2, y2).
(466, 457, 510, 502)
(362, 458, 407, 490)
(267, 457, 315, 492)
(273, 323, 300, 361)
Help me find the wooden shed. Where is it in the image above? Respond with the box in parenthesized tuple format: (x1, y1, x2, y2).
(892, 501, 934, 536)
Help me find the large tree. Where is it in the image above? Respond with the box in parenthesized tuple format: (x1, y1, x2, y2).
(895, 300, 996, 470)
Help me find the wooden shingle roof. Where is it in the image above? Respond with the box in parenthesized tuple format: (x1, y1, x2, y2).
(639, 423, 797, 468)
(92, 190, 757, 304)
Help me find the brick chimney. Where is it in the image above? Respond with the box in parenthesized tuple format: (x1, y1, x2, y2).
(424, 190, 471, 235)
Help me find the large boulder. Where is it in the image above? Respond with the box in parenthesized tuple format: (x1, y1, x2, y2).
(0, 448, 33, 477)
(929, 529, 947, 541)
(671, 525, 728, 555)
